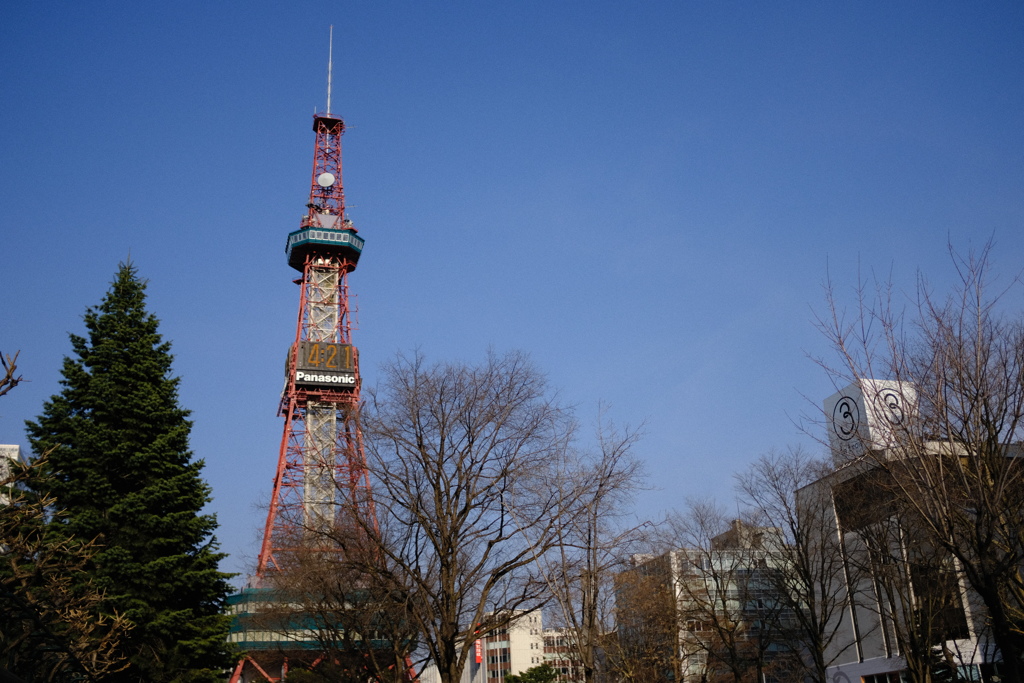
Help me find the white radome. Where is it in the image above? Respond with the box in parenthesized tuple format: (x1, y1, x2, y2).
(316, 172, 336, 188)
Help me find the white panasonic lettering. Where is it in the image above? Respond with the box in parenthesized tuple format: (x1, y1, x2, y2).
(296, 371, 356, 384)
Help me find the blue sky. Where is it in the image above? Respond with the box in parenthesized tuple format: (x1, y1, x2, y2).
(2, 1, 1022, 578)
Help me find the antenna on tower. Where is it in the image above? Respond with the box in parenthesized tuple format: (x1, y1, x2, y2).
(326, 25, 334, 115)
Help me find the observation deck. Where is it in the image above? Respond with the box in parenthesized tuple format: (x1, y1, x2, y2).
(286, 214, 364, 272)
(227, 587, 399, 652)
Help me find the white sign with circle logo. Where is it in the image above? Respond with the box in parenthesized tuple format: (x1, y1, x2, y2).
(823, 380, 917, 462)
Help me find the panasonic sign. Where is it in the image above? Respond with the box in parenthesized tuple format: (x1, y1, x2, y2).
(294, 370, 357, 386)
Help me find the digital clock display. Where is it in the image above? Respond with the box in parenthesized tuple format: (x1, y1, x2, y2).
(294, 341, 357, 387)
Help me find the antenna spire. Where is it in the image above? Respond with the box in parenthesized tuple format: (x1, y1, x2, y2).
(326, 25, 334, 115)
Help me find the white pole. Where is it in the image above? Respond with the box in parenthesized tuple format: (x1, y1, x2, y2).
(326, 25, 334, 114)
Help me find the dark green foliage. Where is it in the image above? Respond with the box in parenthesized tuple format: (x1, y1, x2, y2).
(0, 456, 132, 682)
(505, 664, 559, 683)
(25, 264, 234, 682)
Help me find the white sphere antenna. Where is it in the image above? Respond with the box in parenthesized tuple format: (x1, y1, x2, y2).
(317, 172, 336, 188)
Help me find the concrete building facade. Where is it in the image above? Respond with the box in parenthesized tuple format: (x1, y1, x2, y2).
(543, 628, 584, 682)
(802, 380, 1003, 682)
(617, 522, 792, 682)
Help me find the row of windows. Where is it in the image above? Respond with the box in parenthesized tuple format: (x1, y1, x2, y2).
(226, 629, 318, 643)
(544, 636, 572, 647)
(289, 229, 364, 250)
(226, 600, 306, 615)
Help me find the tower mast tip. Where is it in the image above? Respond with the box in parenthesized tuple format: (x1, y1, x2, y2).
(326, 25, 334, 115)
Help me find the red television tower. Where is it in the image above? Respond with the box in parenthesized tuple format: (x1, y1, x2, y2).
(256, 106, 372, 576)
(228, 32, 377, 682)
(256, 107, 370, 576)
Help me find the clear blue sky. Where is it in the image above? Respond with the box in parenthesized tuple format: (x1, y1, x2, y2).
(2, 1, 1022, 578)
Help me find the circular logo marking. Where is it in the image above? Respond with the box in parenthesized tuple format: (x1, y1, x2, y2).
(832, 396, 860, 441)
(874, 387, 905, 426)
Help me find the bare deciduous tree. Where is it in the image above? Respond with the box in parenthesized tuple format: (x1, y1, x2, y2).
(610, 558, 682, 683)
(820, 243, 1024, 677)
(350, 351, 581, 683)
(257, 541, 419, 683)
(542, 414, 647, 683)
(668, 502, 790, 683)
(736, 447, 858, 682)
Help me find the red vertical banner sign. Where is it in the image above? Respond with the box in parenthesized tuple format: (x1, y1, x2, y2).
(475, 640, 482, 664)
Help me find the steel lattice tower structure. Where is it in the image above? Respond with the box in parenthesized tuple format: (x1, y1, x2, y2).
(257, 108, 372, 575)
(227, 78, 379, 683)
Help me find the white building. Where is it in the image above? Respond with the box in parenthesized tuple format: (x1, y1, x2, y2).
(418, 610, 544, 683)
(543, 628, 583, 682)
(802, 381, 999, 681)
(0, 444, 24, 505)
(617, 521, 791, 683)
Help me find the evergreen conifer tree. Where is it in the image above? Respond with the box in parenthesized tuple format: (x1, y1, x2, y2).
(26, 263, 234, 683)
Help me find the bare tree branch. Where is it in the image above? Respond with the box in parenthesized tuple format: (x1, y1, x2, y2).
(0, 351, 23, 398)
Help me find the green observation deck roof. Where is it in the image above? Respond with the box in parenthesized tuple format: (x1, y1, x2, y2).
(285, 225, 364, 271)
